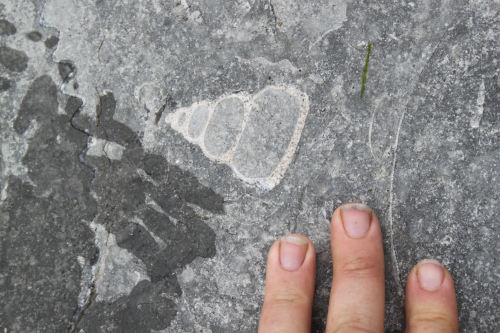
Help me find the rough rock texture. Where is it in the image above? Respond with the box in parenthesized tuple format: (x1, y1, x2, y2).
(0, 1, 498, 332)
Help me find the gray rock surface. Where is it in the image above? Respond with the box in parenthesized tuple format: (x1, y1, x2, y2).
(0, 0, 498, 332)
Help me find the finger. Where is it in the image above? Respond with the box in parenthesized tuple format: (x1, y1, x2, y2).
(259, 234, 316, 333)
(325, 203, 385, 333)
(406, 260, 458, 333)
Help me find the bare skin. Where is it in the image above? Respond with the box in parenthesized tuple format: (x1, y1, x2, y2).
(259, 203, 458, 333)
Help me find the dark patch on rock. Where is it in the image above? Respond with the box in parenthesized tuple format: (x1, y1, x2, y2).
(0, 76, 12, 91)
(0, 76, 98, 332)
(77, 280, 178, 333)
(44, 35, 59, 49)
(0, 46, 29, 72)
(66, 95, 84, 116)
(0, 19, 16, 35)
(76, 92, 224, 332)
(26, 30, 42, 42)
(14, 75, 58, 134)
(2, 78, 223, 332)
(58, 60, 76, 82)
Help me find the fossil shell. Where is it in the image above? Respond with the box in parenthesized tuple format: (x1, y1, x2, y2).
(165, 85, 309, 189)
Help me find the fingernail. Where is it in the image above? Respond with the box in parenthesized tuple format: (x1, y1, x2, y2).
(417, 260, 445, 292)
(280, 235, 308, 271)
(340, 203, 372, 238)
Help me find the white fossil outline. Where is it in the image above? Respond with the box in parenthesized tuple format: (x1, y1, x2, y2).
(165, 85, 310, 189)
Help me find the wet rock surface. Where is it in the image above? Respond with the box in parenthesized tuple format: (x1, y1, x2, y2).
(0, 1, 498, 332)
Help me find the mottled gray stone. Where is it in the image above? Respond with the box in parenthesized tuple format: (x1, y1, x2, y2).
(0, 0, 498, 332)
